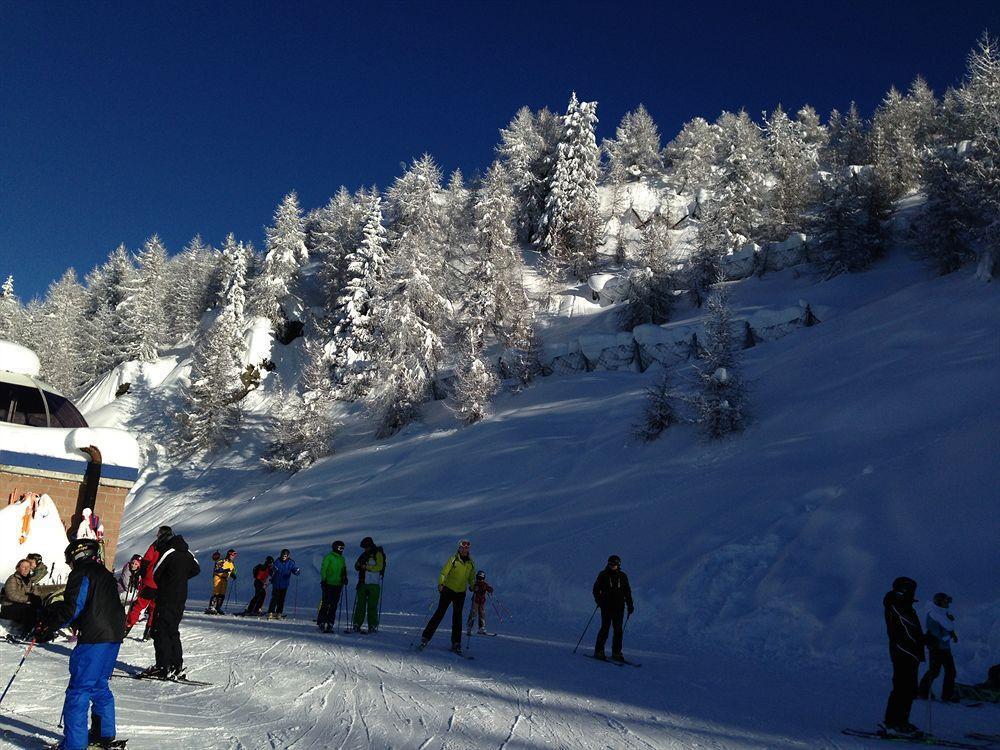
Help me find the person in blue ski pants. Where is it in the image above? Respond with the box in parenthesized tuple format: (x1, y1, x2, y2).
(36, 538, 126, 750)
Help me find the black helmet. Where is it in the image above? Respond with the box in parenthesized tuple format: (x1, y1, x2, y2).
(332, 540, 345, 551)
(360, 537, 374, 549)
(608, 555, 622, 567)
(265, 555, 274, 564)
(476, 570, 486, 580)
(933, 592, 952, 607)
(156, 525, 173, 542)
(280, 548, 290, 557)
(65, 538, 100, 566)
(892, 576, 918, 600)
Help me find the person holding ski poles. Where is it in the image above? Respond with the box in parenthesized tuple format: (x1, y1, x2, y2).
(267, 549, 300, 619)
(881, 576, 926, 739)
(352, 537, 386, 633)
(466, 570, 494, 635)
(116, 555, 141, 600)
(207, 549, 237, 614)
(242, 555, 273, 616)
(592, 554, 634, 663)
(318, 541, 348, 633)
(124, 525, 171, 640)
(33, 537, 125, 750)
(420, 539, 476, 655)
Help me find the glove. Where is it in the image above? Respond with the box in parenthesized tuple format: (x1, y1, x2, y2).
(31, 621, 53, 643)
(952, 633, 959, 643)
(438, 584, 444, 593)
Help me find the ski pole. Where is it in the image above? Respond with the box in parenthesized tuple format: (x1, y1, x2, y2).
(375, 573, 385, 633)
(0, 638, 37, 708)
(293, 576, 299, 620)
(573, 605, 599, 655)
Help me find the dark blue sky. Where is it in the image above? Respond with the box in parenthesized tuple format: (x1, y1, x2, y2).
(2, 1, 998, 301)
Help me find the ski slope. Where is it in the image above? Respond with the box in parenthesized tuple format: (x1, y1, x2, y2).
(1, 608, 996, 749)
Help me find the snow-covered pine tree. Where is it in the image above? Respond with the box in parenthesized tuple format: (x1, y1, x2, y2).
(312, 187, 367, 320)
(166, 235, 217, 344)
(663, 117, 721, 194)
(620, 215, 678, 329)
(697, 283, 747, 439)
(450, 325, 498, 425)
(905, 76, 942, 148)
(0, 275, 29, 345)
(497, 106, 560, 245)
(218, 233, 248, 337)
(33, 269, 88, 393)
(869, 87, 921, 202)
(917, 149, 975, 275)
(122, 235, 169, 362)
(539, 92, 602, 279)
(94, 244, 137, 372)
(256, 191, 309, 329)
(825, 102, 868, 168)
(603, 104, 663, 181)
(636, 368, 680, 442)
(795, 105, 828, 150)
(765, 105, 817, 240)
(442, 168, 474, 297)
(810, 168, 886, 276)
(714, 110, 769, 244)
(264, 336, 337, 472)
(333, 193, 389, 397)
(687, 206, 730, 307)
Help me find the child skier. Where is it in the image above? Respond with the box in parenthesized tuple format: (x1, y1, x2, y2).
(267, 549, 300, 619)
(466, 570, 494, 635)
(207, 549, 237, 614)
(918, 592, 959, 702)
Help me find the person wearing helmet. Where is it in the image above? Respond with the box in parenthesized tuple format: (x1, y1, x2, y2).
(318, 541, 349, 633)
(466, 570, 494, 636)
(35, 537, 125, 750)
(352, 537, 386, 633)
(918, 592, 959, 702)
(124, 525, 172, 640)
(242, 555, 274, 616)
(141, 528, 200, 680)
(419, 540, 476, 654)
(267, 549, 301, 619)
(592, 555, 634, 662)
(881, 576, 926, 738)
(207, 549, 237, 615)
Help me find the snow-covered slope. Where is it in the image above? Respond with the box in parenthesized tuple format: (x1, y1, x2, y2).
(105, 255, 998, 674)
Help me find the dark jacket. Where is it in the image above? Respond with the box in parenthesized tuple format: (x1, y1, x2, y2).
(593, 568, 634, 611)
(152, 535, 200, 618)
(883, 591, 926, 663)
(42, 558, 125, 644)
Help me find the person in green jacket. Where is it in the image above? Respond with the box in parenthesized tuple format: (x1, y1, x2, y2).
(419, 539, 476, 654)
(318, 540, 348, 633)
(352, 536, 386, 633)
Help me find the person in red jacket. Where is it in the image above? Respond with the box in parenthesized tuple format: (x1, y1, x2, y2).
(465, 570, 494, 635)
(124, 526, 172, 639)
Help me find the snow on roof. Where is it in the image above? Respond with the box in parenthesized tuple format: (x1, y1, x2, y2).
(0, 423, 142, 471)
(0, 340, 41, 377)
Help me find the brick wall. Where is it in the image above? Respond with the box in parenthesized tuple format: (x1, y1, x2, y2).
(1, 469, 130, 569)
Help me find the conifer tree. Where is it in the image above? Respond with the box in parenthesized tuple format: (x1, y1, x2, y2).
(603, 104, 663, 181)
(765, 105, 817, 239)
(539, 93, 602, 279)
(958, 32, 1000, 249)
(257, 191, 308, 328)
(166, 235, 217, 343)
(810, 169, 886, 276)
(34, 270, 87, 393)
(497, 106, 560, 244)
(636, 368, 680, 442)
(697, 284, 747, 439)
(124, 235, 169, 361)
(917, 150, 975, 275)
(0, 275, 28, 345)
(450, 325, 498, 425)
(870, 87, 921, 201)
(687, 207, 729, 307)
(620, 216, 678, 329)
(714, 110, 769, 243)
(663, 117, 721, 194)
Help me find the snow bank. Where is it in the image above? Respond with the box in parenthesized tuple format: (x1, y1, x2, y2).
(0, 493, 71, 585)
(0, 340, 41, 377)
(0, 423, 141, 471)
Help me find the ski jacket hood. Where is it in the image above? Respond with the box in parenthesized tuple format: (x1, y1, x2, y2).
(321, 552, 348, 586)
(883, 590, 925, 663)
(925, 604, 957, 651)
(439, 553, 476, 594)
(271, 558, 300, 590)
(42, 558, 125, 643)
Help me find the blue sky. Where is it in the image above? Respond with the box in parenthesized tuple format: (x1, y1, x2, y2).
(2, 1, 998, 301)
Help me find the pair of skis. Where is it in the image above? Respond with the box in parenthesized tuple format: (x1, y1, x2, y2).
(410, 642, 475, 660)
(582, 653, 642, 668)
(43, 741, 127, 749)
(842, 728, 994, 748)
(111, 669, 212, 687)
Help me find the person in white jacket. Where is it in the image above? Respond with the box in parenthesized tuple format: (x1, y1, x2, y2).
(75, 508, 104, 541)
(918, 592, 959, 701)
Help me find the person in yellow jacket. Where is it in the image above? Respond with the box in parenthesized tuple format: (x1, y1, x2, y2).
(352, 537, 386, 633)
(419, 539, 476, 654)
(207, 549, 237, 614)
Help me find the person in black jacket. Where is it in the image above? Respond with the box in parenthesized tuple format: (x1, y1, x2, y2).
(141, 530, 200, 680)
(592, 555, 634, 662)
(882, 576, 926, 738)
(36, 538, 125, 750)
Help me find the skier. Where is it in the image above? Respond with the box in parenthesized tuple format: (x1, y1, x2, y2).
(420, 540, 476, 654)
(116, 555, 142, 597)
(1, 559, 42, 636)
(207, 549, 237, 614)
(466, 570, 494, 635)
(242, 555, 273, 616)
(881, 576, 926, 738)
(918, 592, 959, 702)
(352, 537, 386, 633)
(592, 555, 634, 663)
(140, 528, 200, 680)
(34, 538, 125, 750)
(267, 549, 300, 620)
(124, 526, 171, 640)
(318, 541, 348, 633)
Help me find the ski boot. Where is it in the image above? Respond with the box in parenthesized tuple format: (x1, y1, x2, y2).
(477, 628, 488, 635)
(593, 648, 607, 661)
(415, 638, 429, 651)
(168, 665, 188, 682)
(450, 643, 463, 655)
(611, 652, 626, 663)
(136, 665, 169, 680)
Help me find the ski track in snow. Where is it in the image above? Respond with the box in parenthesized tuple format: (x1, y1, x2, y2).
(4, 610, 995, 749)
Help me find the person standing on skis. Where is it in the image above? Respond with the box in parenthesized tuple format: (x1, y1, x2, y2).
(35, 538, 125, 750)
(466, 570, 494, 635)
(242, 555, 273, 616)
(318, 541, 348, 633)
(267, 549, 300, 619)
(142, 528, 200, 680)
(208, 549, 237, 614)
(918, 592, 959, 702)
(116, 555, 141, 598)
(420, 540, 476, 654)
(882, 576, 926, 738)
(124, 525, 171, 640)
(592, 555, 634, 663)
(352, 537, 386, 633)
